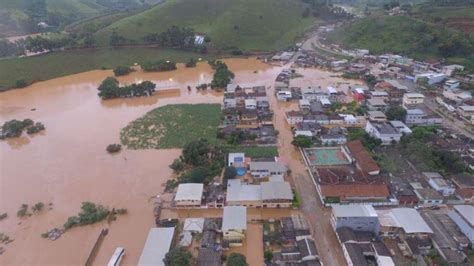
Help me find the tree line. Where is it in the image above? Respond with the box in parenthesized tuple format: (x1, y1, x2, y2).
(97, 77, 156, 100)
(0, 119, 45, 139)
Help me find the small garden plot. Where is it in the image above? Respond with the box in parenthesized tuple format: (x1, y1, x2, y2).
(121, 104, 221, 149)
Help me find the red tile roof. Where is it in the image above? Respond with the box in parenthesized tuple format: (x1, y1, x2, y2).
(456, 188, 474, 199)
(346, 140, 380, 175)
(320, 184, 389, 199)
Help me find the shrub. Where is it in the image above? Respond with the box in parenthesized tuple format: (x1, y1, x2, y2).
(17, 204, 29, 217)
(169, 159, 185, 172)
(32, 202, 44, 212)
(106, 144, 122, 153)
(15, 79, 29, 88)
(113, 66, 134, 76)
(224, 166, 237, 180)
(185, 58, 197, 68)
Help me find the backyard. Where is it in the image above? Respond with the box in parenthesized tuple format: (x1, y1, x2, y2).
(120, 104, 221, 149)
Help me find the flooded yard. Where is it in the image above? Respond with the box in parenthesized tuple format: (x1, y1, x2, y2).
(0, 57, 361, 265)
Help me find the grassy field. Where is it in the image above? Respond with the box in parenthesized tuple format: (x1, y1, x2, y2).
(326, 15, 474, 70)
(120, 104, 221, 149)
(0, 47, 211, 91)
(227, 146, 279, 158)
(94, 0, 316, 51)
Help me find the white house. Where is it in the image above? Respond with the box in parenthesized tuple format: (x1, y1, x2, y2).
(389, 121, 412, 135)
(366, 98, 387, 111)
(244, 99, 257, 109)
(443, 88, 472, 103)
(277, 91, 292, 101)
(286, 111, 304, 125)
(249, 161, 286, 179)
(403, 93, 424, 107)
(415, 73, 446, 85)
(365, 121, 402, 144)
(222, 206, 247, 246)
(174, 183, 203, 208)
(444, 79, 460, 90)
(228, 153, 246, 168)
(138, 227, 175, 266)
(226, 83, 237, 93)
(424, 172, 455, 196)
(299, 99, 311, 110)
(367, 111, 387, 122)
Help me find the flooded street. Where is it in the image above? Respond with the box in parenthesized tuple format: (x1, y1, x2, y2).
(0, 57, 361, 265)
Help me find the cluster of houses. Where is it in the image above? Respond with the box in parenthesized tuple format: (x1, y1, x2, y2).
(173, 152, 292, 209)
(330, 204, 473, 265)
(221, 84, 278, 146)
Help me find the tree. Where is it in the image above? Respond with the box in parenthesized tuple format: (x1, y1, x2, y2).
(32, 202, 44, 212)
(169, 159, 185, 172)
(109, 31, 125, 47)
(15, 79, 29, 88)
(83, 34, 97, 48)
(180, 166, 212, 184)
(97, 77, 120, 99)
(227, 253, 248, 266)
(386, 106, 407, 121)
(182, 140, 210, 166)
(164, 248, 192, 266)
(291, 135, 312, 148)
(224, 166, 237, 180)
(209, 61, 235, 89)
(106, 144, 122, 153)
(142, 60, 177, 72)
(113, 66, 134, 76)
(185, 58, 197, 68)
(364, 74, 377, 88)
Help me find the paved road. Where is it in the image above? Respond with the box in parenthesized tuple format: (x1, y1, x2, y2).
(424, 97, 473, 138)
(268, 91, 347, 266)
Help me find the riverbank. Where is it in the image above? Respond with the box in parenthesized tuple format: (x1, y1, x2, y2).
(0, 47, 214, 92)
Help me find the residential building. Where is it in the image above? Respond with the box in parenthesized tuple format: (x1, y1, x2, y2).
(299, 99, 311, 110)
(388, 120, 411, 134)
(443, 88, 472, 103)
(320, 127, 347, 145)
(448, 205, 474, 245)
(174, 183, 203, 208)
(226, 83, 237, 93)
(244, 99, 257, 109)
(366, 98, 387, 111)
(239, 109, 259, 127)
(226, 179, 261, 207)
(224, 97, 236, 109)
(367, 111, 387, 122)
(365, 121, 402, 144)
(403, 93, 424, 107)
(276, 90, 292, 101)
(377, 208, 433, 237)
(228, 153, 246, 168)
(444, 79, 460, 90)
(369, 91, 389, 102)
(222, 206, 247, 246)
(457, 105, 474, 117)
(414, 73, 446, 85)
(331, 205, 380, 233)
(405, 108, 424, 124)
(249, 161, 286, 179)
(285, 111, 304, 125)
(414, 188, 444, 206)
(138, 227, 175, 266)
(261, 181, 293, 208)
(424, 172, 455, 196)
(442, 64, 464, 76)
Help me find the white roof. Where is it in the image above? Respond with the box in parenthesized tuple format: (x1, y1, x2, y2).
(453, 205, 474, 227)
(381, 208, 433, 234)
(320, 98, 331, 105)
(332, 205, 378, 218)
(371, 91, 388, 96)
(368, 110, 387, 118)
(327, 86, 337, 94)
(406, 108, 424, 115)
(377, 256, 395, 266)
(183, 218, 204, 233)
(138, 227, 175, 266)
(261, 181, 293, 201)
(299, 99, 310, 105)
(175, 183, 203, 202)
(228, 153, 245, 166)
(404, 93, 424, 98)
(249, 161, 286, 172)
(222, 206, 247, 231)
(459, 105, 474, 112)
(226, 179, 261, 202)
(245, 98, 256, 104)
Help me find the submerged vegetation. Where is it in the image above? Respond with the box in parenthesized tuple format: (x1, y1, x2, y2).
(106, 144, 122, 153)
(141, 60, 177, 72)
(0, 119, 45, 139)
(121, 104, 221, 149)
(209, 60, 235, 89)
(97, 77, 156, 99)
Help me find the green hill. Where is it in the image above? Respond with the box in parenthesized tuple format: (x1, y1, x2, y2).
(94, 0, 316, 51)
(326, 15, 474, 69)
(0, 0, 162, 37)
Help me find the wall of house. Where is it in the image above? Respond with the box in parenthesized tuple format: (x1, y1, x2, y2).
(448, 210, 474, 245)
(332, 215, 380, 233)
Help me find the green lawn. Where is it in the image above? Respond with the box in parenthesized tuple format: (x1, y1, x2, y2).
(120, 104, 222, 149)
(227, 146, 278, 158)
(0, 47, 212, 91)
(94, 0, 316, 51)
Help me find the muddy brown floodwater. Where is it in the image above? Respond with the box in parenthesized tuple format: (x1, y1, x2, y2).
(0, 57, 364, 265)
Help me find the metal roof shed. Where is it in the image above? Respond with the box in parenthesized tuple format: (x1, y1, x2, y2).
(138, 227, 175, 266)
(222, 206, 247, 231)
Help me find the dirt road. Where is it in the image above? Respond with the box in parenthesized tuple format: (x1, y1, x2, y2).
(268, 90, 347, 266)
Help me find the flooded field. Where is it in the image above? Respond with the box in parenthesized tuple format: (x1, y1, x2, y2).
(0, 57, 362, 265)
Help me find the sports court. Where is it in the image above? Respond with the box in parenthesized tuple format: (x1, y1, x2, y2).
(304, 147, 351, 166)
